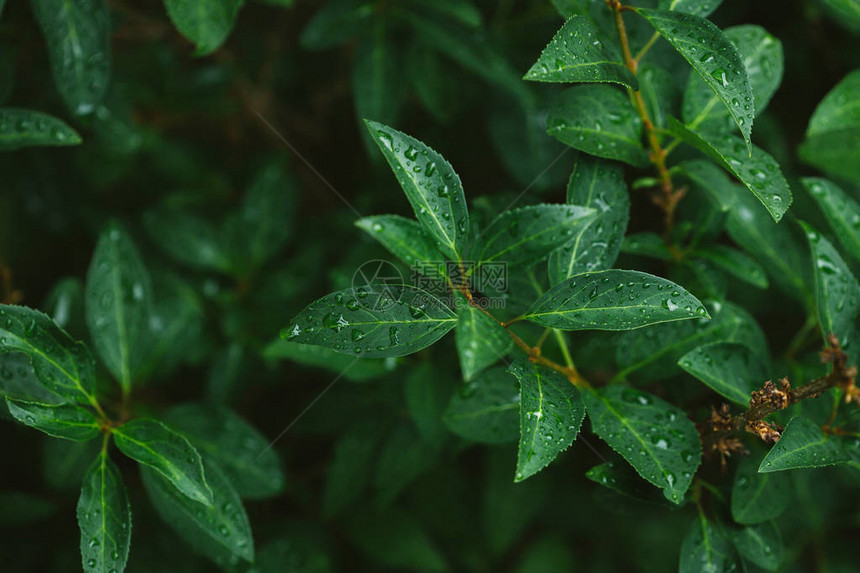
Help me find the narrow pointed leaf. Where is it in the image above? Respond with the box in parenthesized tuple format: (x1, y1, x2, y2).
(658, 0, 723, 17)
(471, 204, 597, 269)
(354, 19, 406, 146)
(455, 299, 512, 381)
(509, 360, 585, 482)
(355, 215, 446, 276)
(678, 342, 767, 405)
(283, 285, 456, 358)
(547, 86, 649, 166)
(524, 270, 708, 331)
(163, 0, 244, 55)
(668, 118, 791, 222)
(799, 69, 860, 182)
(5, 398, 100, 440)
(548, 157, 630, 285)
(637, 9, 754, 147)
(820, 0, 860, 32)
(693, 245, 769, 289)
(31, 0, 111, 115)
(730, 522, 783, 571)
(143, 208, 231, 273)
(85, 222, 154, 391)
(683, 25, 783, 133)
(675, 159, 738, 212)
(731, 455, 790, 524)
(365, 120, 469, 260)
(679, 515, 736, 573)
(802, 178, 860, 264)
(113, 419, 213, 505)
(77, 451, 131, 573)
(524, 15, 637, 89)
(142, 457, 254, 565)
(0, 108, 82, 150)
(758, 416, 852, 472)
(584, 386, 701, 503)
(164, 404, 285, 499)
(443, 366, 520, 443)
(0, 304, 97, 405)
(801, 222, 860, 360)
(585, 461, 669, 506)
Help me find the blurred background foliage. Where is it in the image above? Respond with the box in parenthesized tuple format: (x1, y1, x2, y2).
(1, 0, 859, 571)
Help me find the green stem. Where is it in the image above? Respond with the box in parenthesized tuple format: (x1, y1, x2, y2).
(554, 329, 575, 369)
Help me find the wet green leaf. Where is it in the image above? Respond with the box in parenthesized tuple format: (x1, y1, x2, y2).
(443, 366, 520, 443)
(731, 455, 790, 524)
(283, 284, 456, 358)
(143, 208, 231, 273)
(263, 340, 396, 381)
(164, 404, 285, 499)
(163, 0, 244, 55)
(355, 215, 446, 276)
(675, 159, 738, 212)
(455, 299, 511, 381)
(693, 245, 769, 289)
(142, 456, 254, 565)
(323, 420, 388, 517)
(620, 232, 674, 260)
(509, 360, 584, 481)
(679, 515, 736, 572)
(585, 460, 669, 505)
(730, 521, 783, 570)
(802, 178, 860, 265)
(658, 0, 723, 17)
(85, 221, 154, 391)
(678, 342, 767, 405)
(584, 386, 701, 503)
(524, 269, 708, 331)
(547, 85, 648, 166)
(0, 304, 97, 405)
(637, 9, 754, 147)
(759, 416, 852, 472)
(31, 0, 111, 115)
(113, 418, 213, 505)
(354, 20, 406, 150)
(77, 450, 131, 573)
(548, 156, 630, 285)
(404, 363, 451, 445)
(524, 15, 637, 89)
(374, 424, 439, 506)
(365, 120, 469, 260)
(0, 108, 81, 150)
(5, 398, 100, 440)
(0, 353, 64, 404)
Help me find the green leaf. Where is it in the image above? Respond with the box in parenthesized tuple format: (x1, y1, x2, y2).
(300, 0, 372, 50)
(678, 342, 767, 405)
(43, 277, 86, 339)
(799, 69, 860, 182)
(484, 447, 547, 555)
(523, 269, 708, 331)
(455, 299, 512, 381)
(759, 416, 852, 472)
(31, 0, 111, 115)
(514, 536, 574, 573)
(0, 353, 64, 404)
(547, 85, 649, 166)
(283, 284, 456, 358)
(801, 222, 860, 359)
(355, 215, 446, 276)
(224, 161, 295, 274)
(547, 156, 630, 285)
(443, 366, 520, 443)
(163, 404, 285, 499)
(77, 450, 131, 573)
(637, 9, 754, 147)
(141, 456, 254, 565)
(679, 515, 736, 573)
(523, 15, 637, 89)
(5, 398, 100, 440)
(323, 420, 388, 517)
(0, 304, 97, 405)
(143, 208, 231, 273)
(683, 25, 783, 133)
(584, 386, 701, 503)
(364, 120, 469, 260)
(638, 64, 677, 129)
(346, 508, 447, 573)
(693, 245, 769, 289)
(85, 221, 154, 391)
(407, 0, 482, 27)
(470, 204, 597, 269)
(113, 418, 213, 505)
(731, 455, 790, 524)
(620, 232, 674, 260)
(374, 424, 439, 506)
(730, 522, 783, 571)
(585, 461, 669, 505)
(404, 363, 451, 445)
(675, 159, 738, 212)
(820, 0, 860, 33)
(667, 118, 791, 222)
(658, 0, 723, 17)
(802, 178, 860, 265)
(163, 0, 244, 55)
(354, 20, 406, 150)
(263, 340, 396, 381)
(0, 108, 82, 150)
(508, 360, 584, 482)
